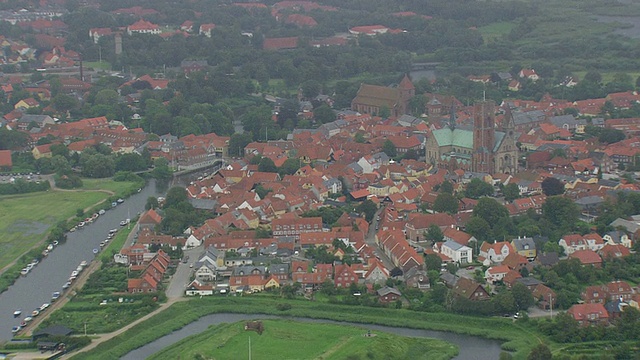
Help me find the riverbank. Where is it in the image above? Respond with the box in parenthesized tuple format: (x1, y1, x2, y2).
(68, 296, 542, 360)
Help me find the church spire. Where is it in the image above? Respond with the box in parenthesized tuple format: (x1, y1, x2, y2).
(502, 103, 515, 132)
(449, 102, 456, 131)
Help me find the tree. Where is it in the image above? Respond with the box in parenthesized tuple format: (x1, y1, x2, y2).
(465, 216, 492, 243)
(465, 178, 494, 199)
(527, 344, 552, 360)
(382, 139, 397, 158)
(151, 158, 172, 180)
(228, 133, 253, 158)
(473, 198, 509, 227)
(503, 183, 520, 202)
(115, 153, 147, 172)
(356, 200, 377, 222)
(313, 104, 336, 124)
(82, 153, 115, 178)
(424, 253, 442, 271)
(433, 192, 458, 214)
(165, 186, 189, 209)
(354, 133, 365, 143)
(279, 158, 301, 176)
(511, 282, 534, 310)
(541, 196, 579, 234)
(541, 177, 564, 196)
(439, 181, 454, 194)
(145, 196, 159, 210)
(425, 224, 444, 243)
(258, 157, 277, 173)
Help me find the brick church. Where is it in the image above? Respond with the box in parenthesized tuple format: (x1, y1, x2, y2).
(351, 74, 415, 117)
(425, 100, 518, 175)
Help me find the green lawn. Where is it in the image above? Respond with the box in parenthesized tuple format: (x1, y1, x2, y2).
(80, 178, 139, 194)
(83, 61, 112, 71)
(0, 179, 139, 271)
(0, 191, 106, 270)
(151, 320, 457, 360)
(478, 22, 515, 42)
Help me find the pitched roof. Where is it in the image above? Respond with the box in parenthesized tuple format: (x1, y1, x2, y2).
(569, 249, 602, 265)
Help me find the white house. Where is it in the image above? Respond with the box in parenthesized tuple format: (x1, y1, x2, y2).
(479, 241, 513, 264)
(485, 265, 510, 284)
(185, 280, 214, 296)
(440, 240, 472, 264)
(193, 262, 217, 281)
(603, 230, 632, 248)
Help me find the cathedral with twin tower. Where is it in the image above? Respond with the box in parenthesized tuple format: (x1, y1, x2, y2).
(425, 100, 519, 175)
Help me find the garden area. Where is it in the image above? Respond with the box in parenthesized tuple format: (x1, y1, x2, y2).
(38, 262, 164, 335)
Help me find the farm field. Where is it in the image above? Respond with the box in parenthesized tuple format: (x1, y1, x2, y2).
(151, 319, 458, 360)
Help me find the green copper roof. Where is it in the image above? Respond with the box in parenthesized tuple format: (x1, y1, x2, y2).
(432, 128, 474, 148)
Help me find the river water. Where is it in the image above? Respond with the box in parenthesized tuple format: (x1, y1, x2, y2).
(0, 180, 163, 341)
(122, 313, 503, 360)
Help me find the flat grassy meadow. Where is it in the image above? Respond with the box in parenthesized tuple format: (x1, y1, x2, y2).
(151, 320, 458, 360)
(0, 191, 106, 270)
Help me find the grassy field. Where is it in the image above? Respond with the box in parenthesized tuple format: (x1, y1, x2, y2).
(0, 179, 140, 273)
(152, 320, 457, 360)
(0, 191, 107, 270)
(83, 61, 112, 71)
(478, 22, 515, 42)
(70, 296, 541, 360)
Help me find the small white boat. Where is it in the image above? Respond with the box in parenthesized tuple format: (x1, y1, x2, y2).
(31, 310, 39, 317)
(53, 240, 59, 246)
(76, 265, 83, 272)
(70, 227, 77, 232)
(92, 248, 99, 254)
(99, 209, 106, 215)
(47, 244, 54, 251)
(62, 282, 71, 290)
(117, 198, 124, 203)
(78, 221, 85, 228)
(99, 241, 106, 248)
(13, 310, 21, 317)
(92, 213, 99, 220)
(20, 268, 29, 276)
(39, 303, 49, 311)
(71, 270, 78, 277)
(23, 316, 33, 323)
(52, 291, 61, 300)
(80, 260, 88, 267)
(11, 326, 20, 334)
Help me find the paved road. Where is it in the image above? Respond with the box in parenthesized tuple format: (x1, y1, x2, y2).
(365, 206, 397, 271)
(165, 247, 201, 299)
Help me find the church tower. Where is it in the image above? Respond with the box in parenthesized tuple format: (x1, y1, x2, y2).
(397, 74, 415, 115)
(494, 105, 518, 174)
(472, 100, 496, 174)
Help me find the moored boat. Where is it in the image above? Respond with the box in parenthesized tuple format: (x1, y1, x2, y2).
(13, 309, 21, 317)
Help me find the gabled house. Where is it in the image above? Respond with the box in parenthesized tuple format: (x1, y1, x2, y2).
(138, 208, 162, 231)
(404, 267, 430, 290)
(478, 241, 514, 264)
(531, 284, 556, 310)
(485, 265, 510, 284)
(439, 240, 472, 264)
(453, 277, 490, 301)
(334, 263, 358, 288)
(185, 279, 214, 296)
(511, 237, 536, 259)
(377, 286, 402, 304)
(567, 303, 609, 326)
(569, 249, 602, 268)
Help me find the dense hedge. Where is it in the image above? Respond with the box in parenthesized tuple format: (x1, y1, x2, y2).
(0, 178, 50, 195)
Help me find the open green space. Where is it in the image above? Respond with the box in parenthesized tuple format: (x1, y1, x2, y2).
(80, 178, 140, 194)
(478, 22, 515, 42)
(69, 296, 540, 360)
(0, 179, 140, 270)
(39, 262, 163, 334)
(152, 319, 457, 360)
(83, 61, 112, 71)
(0, 191, 106, 270)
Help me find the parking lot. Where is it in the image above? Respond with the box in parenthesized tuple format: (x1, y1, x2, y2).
(0, 173, 44, 183)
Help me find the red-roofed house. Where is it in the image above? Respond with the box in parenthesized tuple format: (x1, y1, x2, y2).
(127, 19, 161, 35)
(0, 150, 12, 170)
(569, 249, 602, 268)
(478, 241, 514, 264)
(567, 303, 609, 326)
(128, 273, 158, 293)
(334, 263, 358, 288)
(199, 23, 216, 37)
(349, 25, 389, 35)
(139, 208, 163, 230)
(263, 37, 298, 50)
(485, 265, 510, 283)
